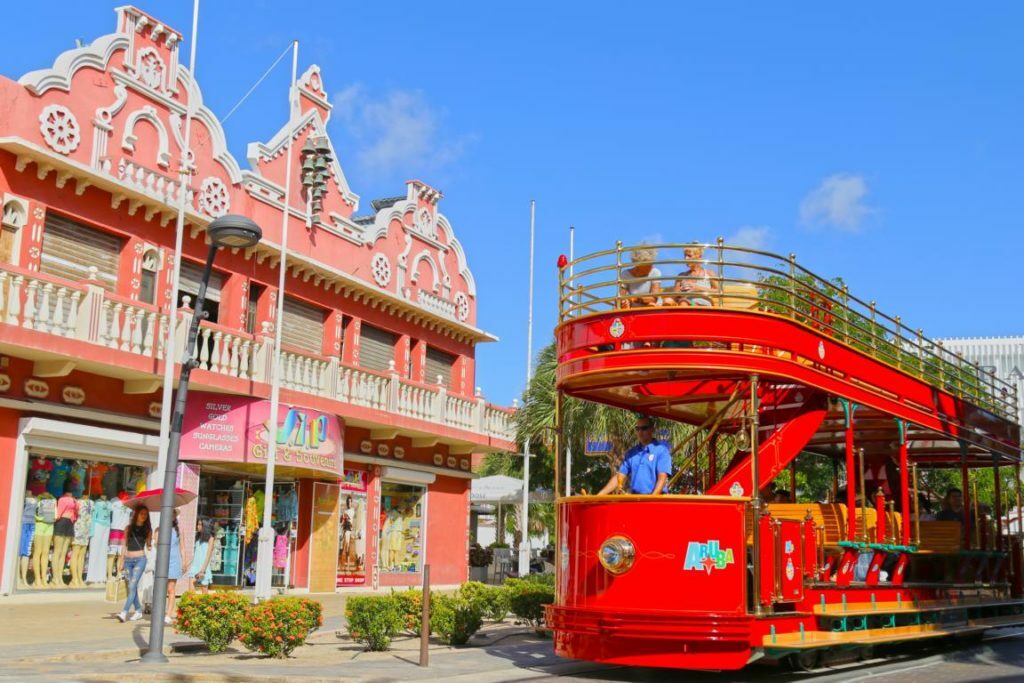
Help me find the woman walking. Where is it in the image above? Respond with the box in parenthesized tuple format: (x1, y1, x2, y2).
(189, 518, 214, 594)
(116, 507, 151, 622)
(155, 511, 187, 625)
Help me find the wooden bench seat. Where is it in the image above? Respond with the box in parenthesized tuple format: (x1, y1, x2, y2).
(813, 597, 1024, 616)
(916, 521, 963, 554)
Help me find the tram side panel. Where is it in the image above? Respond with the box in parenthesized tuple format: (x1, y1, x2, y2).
(549, 497, 754, 670)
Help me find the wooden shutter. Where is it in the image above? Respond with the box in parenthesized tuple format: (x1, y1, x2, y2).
(425, 347, 456, 388)
(281, 296, 325, 354)
(359, 324, 396, 372)
(178, 260, 224, 302)
(39, 214, 122, 290)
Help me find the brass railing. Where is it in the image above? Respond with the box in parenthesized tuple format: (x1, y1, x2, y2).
(559, 239, 1019, 422)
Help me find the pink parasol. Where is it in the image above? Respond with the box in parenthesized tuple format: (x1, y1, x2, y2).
(123, 488, 197, 511)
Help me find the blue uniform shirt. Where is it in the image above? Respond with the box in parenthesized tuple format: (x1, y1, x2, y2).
(619, 440, 672, 494)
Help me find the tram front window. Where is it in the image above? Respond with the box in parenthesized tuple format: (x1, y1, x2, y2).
(597, 419, 672, 495)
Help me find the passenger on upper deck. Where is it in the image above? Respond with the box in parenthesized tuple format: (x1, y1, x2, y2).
(619, 245, 662, 308)
(597, 418, 672, 495)
(664, 244, 714, 306)
(937, 487, 968, 522)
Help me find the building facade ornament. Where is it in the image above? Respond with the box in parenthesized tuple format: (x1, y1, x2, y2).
(38, 105, 81, 154)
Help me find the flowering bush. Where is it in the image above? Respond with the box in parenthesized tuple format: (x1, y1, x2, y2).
(459, 581, 510, 622)
(345, 595, 404, 651)
(239, 597, 323, 658)
(430, 593, 483, 646)
(391, 588, 426, 635)
(175, 591, 249, 653)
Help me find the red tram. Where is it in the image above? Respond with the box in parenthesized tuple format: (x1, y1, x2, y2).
(546, 241, 1024, 671)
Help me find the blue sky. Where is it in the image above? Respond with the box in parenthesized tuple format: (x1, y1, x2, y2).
(3, 2, 1023, 406)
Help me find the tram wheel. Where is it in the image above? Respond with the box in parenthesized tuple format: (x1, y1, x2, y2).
(857, 645, 875, 661)
(789, 650, 821, 672)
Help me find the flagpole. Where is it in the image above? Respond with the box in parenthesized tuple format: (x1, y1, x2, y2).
(519, 200, 536, 577)
(254, 39, 299, 601)
(154, 0, 201, 486)
(564, 225, 573, 497)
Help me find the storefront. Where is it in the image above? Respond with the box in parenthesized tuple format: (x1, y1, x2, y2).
(1, 413, 159, 595)
(180, 391, 343, 592)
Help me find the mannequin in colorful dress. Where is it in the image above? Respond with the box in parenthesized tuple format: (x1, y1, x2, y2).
(69, 496, 92, 587)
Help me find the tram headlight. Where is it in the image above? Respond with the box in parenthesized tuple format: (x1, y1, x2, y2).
(598, 535, 635, 575)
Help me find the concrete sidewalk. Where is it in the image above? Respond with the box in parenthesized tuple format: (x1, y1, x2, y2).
(0, 591, 590, 683)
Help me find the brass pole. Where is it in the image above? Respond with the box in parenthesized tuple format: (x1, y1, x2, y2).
(858, 447, 868, 543)
(749, 374, 763, 617)
(553, 392, 562, 501)
(972, 480, 981, 551)
(912, 463, 921, 546)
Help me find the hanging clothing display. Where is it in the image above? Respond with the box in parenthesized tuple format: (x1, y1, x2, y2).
(273, 533, 289, 569)
(85, 499, 111, 584)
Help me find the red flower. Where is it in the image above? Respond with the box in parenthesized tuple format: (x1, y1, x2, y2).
(275, 636, 283, 642)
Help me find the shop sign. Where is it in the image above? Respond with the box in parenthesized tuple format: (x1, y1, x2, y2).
(61, 385, 85, 405)
(0, 373, 10, 392)
(181, 391, 343, 477)
(339, 469, 368, 492)
(24, 378, 49, 398)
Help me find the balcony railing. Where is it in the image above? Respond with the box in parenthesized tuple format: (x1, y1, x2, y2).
(0, 261, 516, 445)
(560, 240, 1019, 422)
(0, 264, 167, 360)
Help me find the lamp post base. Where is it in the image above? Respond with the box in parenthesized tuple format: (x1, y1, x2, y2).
(141, 649, 169, 664)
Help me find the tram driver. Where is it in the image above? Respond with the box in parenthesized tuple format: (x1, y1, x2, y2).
(597, 418, 672, 495)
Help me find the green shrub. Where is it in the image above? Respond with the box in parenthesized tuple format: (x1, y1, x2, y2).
(507, 581, 554, 630)
(391, 588, 426, 635)
(175, 591, 249, 653)
(239, 597, 323, 658)
(430, 594, 483, 646)
(459, 581, 510, 622)
(345, 596, 404, 652)
(520, 573, 556, 588)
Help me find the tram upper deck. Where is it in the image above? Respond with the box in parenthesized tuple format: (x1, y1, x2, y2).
(556, 241, 1021, 468)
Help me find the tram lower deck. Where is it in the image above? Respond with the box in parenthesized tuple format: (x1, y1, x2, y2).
(546, 243, 1024, 671)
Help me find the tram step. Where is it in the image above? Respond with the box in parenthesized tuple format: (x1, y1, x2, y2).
(813, 597, 1024, 616)
(763, 614, 1024, 650)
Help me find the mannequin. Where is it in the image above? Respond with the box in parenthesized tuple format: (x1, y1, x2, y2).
(50, 488, 78, 587)
(86, 495, 111, 584)
(31, 493, 55, 589)
(47, 458, 70, 498)
(18, 490, 36, 589)
(107, 495, 131, 580)
(69, 495, 92, 587)
(29, 457, 52, 496)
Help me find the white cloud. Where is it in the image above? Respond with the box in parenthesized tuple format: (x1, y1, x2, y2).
(799, 173, 872, 232)
(727, 225, 770, 251)
(331, 84, 470, 177)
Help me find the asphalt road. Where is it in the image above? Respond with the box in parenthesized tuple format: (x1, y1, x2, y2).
(519, 628, 1024, 683)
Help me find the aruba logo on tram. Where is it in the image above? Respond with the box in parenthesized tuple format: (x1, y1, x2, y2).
(683, 540, 735, 574)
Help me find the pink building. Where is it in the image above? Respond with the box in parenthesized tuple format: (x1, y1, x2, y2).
(0, 6, 515, 596)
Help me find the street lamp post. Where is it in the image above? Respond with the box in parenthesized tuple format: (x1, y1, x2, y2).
(143, 215, 262, 663)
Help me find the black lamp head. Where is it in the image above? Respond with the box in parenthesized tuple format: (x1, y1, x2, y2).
(207, 214, 262, 249)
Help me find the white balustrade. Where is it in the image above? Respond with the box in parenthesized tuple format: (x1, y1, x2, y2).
(339, 367, 390, 411)
(416, 290, 457, 319)
(485, 406, 517, 442)
(116, 158, 192, 206)
(0, 270, 83, 337)
(279, 350, 328, 395)
(190, 323, 257, 380)
(0, 262, 519, 440)
(397, 381, 438, 421)
(445, 395, 475, 431)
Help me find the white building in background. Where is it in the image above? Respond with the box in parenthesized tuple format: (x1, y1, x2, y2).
(937, 336, 1024, 429)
